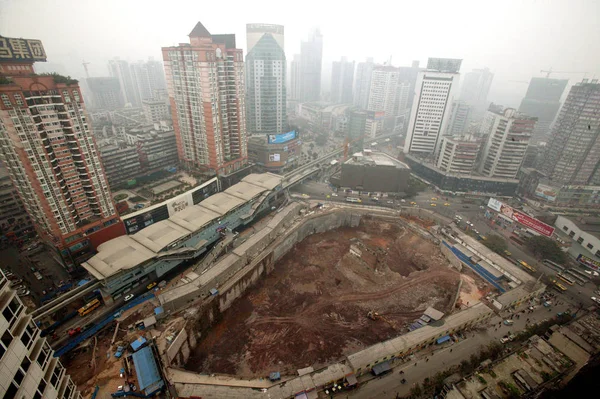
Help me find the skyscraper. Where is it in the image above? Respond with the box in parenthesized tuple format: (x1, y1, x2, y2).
(367, 66, 400, 116)
(518, 77, 568, 143)
(446, 100, 472, 136)
(353, 58, 374, 109)
(85, 77, 124, 110)
(330, 57, 354, 104)
(289, 54, 302, 103)
(245, 23, 286, 134)
(478, 107, 535, 179)
(130, 58, 166, 102)
(459, 67, 493, 119)
(0, 37, 123, 269)
(108, 58, 141, 107)
(403, 58, 461, 155)
(299, 29, 323, 102)
(162, 22, 247, 174)
(540, 80, 600, 184)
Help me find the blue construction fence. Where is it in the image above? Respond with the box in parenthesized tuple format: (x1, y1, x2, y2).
(53, 292, 155, 358)
(442, 241, 506, 293)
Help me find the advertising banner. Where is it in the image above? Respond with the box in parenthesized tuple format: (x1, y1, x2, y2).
(167, 191, 194, 215)
(488, 198, 555, 237)
(268, 130, 296, 144)
(534, 183, 558, 202)
(577, 254, 600, 271)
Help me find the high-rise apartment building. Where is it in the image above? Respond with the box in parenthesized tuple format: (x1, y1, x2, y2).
(447, 100, 472, 136)
(85, 77, 124, 110)
(130, 58, 167, 102)
(459, 67, 493, 119)
(436, 136, 481, 175)
(540, 80, 600, 185)
(108, 58, 140, 107)
(478, 107, 535, 179)
(289, 54, 302, 104)
(142, 98, 170, 124)
(0, 272, 83, 399)
(519, 77, 568, 143)
(403, 58, 461, 156)
(0, 37, 123, 269)
(367, 66, 401, 116)
(245, 23, 286, 135)
(162, 22, 247, 174)
(353, 58, 374, 109)
(397, 60, 422, 110)
(299, 29, 323, 102)
(331, 57, 354, 104)
(0, 162, 32, 240)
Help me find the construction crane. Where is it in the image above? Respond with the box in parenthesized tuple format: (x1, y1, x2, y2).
(82, 60, 91, 79)
(540, 68, 588, 79)
(342, 133, 370, 161)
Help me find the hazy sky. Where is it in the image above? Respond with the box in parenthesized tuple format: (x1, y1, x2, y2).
(2, 0, 599, 106)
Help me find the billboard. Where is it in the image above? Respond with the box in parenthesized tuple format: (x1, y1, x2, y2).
(268, 130, 296, 144)
(577, 254, 600, 271)
(269, 153, 281, 162)
(0, 36, 47, 62)
(534, 183, 558, 202)
(487, 198, 555, 237)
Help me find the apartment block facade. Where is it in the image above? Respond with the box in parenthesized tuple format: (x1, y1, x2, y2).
(162, 22, 247, 174)
(0, 273, 82, 399)
(0, 39, 123, 269)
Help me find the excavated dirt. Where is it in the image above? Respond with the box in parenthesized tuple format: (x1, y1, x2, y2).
(186, 217, 462, 378)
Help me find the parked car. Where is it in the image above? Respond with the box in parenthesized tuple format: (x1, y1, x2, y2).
(124, 294, 135, 302)
(503, 319, 514, 326)
(146, 282, 157, 290)
(17, 290, 30, 297)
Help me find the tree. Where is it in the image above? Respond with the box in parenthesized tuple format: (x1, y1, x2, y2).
(483, 235, 508, 254)
(405, 177, 427, 198)
(525, 235, 566, 264)
(315, 134, 327, 146)
(410, 383, 423, 397)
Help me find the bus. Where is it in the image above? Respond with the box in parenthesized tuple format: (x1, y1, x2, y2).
(552, 280, 567, 292)
(557, 273, 575, 286)
(78, 298, 101, 317)
(518, 260, 536, 273)
(543, 259, 565, 272)
(346, 197, 362, 203)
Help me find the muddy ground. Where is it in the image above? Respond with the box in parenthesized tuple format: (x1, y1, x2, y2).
(186, 217, 462, 378)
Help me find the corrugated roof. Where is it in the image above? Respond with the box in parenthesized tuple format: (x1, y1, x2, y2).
(199, 192, 245, 215)
(130, 220, 191, 252)
(225, 181, 267, 201)
(242, 173, 282, 190)
(169, 204, 220, 232)
(132, 346, 163, 391)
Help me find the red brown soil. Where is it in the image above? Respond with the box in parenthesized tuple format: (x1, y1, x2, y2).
(187, 217, 461, 378)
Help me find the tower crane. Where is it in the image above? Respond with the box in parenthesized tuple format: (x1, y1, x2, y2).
(540, 68, 588, 79)
(82, 60, 91, 79)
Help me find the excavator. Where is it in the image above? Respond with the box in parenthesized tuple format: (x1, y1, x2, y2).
(367, 310, 396, 329)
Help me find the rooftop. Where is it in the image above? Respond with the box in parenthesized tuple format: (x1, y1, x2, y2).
(130, 220, 191, 252)
(199, 192, 246, 216)
(345, 151, 409, 169)
(168, 205, 221, 232)
(242, 172, 282, 190)
(83, 236, 156, 280)
(225, 181, 269, 201)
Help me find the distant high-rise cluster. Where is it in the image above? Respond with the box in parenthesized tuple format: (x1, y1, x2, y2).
(330, 57, 355, 104)
(162, 22, 247, 175)
(245, 23, 287, 135)
(297, 29, 323, 102)
(459, 67, 494, 121)
(353, 58, 375, 109)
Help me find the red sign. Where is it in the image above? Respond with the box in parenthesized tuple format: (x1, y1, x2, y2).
(511, 210, 555, 237)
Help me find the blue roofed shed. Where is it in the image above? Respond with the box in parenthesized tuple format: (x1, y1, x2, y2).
(130, 336, 147, 352)
(132, 346, 164, 395)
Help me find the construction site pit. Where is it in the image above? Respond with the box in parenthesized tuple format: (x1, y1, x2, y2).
(186, 216, 477, 378)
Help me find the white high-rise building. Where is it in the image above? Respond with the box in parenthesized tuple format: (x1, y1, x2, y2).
(289, 54, 302, 102)
(436, 136, 481, 175)
(479, 107, 535, 179)
(367, 66, 401, 116)
(130, 58, 166, 102)
(403, 58, 461, 156)
(331, 57, 355, 104)
(108, 58, 141, 107)
(299, 29, 323, 102)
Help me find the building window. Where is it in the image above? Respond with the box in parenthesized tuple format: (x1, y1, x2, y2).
(587, 243, 594, 250)
(577, 237, 584, 244)
(4, 382, 18, 399)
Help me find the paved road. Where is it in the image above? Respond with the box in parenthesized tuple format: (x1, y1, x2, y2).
(348, 299, 576, 398)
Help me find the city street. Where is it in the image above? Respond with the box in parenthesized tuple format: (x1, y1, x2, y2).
(348, 299, 576, 398)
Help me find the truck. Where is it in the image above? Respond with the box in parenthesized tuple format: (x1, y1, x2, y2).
(114, 346, 125, 358)
(34, 272, 43, 280)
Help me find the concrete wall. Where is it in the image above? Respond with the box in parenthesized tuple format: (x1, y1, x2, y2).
(441, 243, 463, 271)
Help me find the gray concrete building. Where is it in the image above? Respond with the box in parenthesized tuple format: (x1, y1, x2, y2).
(85, 77, 124, 110)
(0, 163, 32, 241)
(339, 151, 410, 193)
(519, 77, 568, 143)
(331, 57, 354, 104)
(353, 58, 374, 109)
(299, 29, 323, 102)
(459, 67, 493, 120)
(540, 80, 600, 185)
